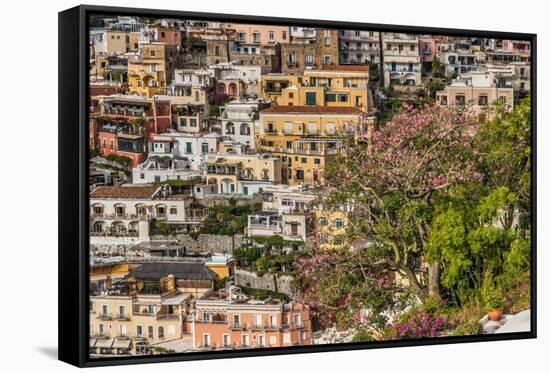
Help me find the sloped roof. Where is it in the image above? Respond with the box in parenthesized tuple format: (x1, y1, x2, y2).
(90, 186, 160, 199)
(130, 262, 217, 281)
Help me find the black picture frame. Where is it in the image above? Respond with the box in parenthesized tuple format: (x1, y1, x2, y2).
(58, 4, 537, 368)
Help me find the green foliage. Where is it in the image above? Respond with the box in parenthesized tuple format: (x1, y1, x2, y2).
(241, 286, 288, 301)
(351, 331, 375, 342)
(150, 219, 173, 235)
(200, 200, 261, 235)
(432, 57, 445, 78)
(480, 271, 504, 311)
(233, 246, 262, 265)
(452, 319, 481, 336)
(105, 153, 132, 168)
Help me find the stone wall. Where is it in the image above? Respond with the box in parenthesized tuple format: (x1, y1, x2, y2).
(234, 269, 295, 296)
(150, 234, 245, 254)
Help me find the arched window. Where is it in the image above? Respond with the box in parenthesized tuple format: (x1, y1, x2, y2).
(226, 122, 235, 135)
(91, 203, 104, 216)
(114, 203, 126, 217)
(155, 204, 167, 218)
(240, 123, 250, 135)
(92, 221, 106, 233)
(158, 326, 164, 339)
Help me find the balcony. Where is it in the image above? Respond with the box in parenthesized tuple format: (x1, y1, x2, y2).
(156, 313, 180, 320)
(91, 332, 110, 338)
(264, 324, 280, 331)
(264, 128, 278, 134)
(115, 314, 131, 321)
(229, 323, 246, 330)
(96, 313, 113, 320)
(250, 324, 264, 331)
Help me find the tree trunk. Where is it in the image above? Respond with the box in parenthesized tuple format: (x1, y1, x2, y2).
(427, 261, 441, 298)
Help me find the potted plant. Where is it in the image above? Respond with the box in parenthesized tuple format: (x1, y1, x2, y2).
(481, 271, 505, 321)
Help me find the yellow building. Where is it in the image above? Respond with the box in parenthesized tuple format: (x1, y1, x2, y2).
(89, 274, 193, 356)
(203, 153, 282, 195)
(205, 255, 235, 279)
(260, 65, 370, 112)
(260, 74, 302, 102)
(315, 209, 349, 250)
(258, 105, 363, 185)
(128, 43, 179, 97)
(93, 30, 129, 57)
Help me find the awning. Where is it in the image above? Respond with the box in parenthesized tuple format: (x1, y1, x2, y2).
(89, 338, 97, 348)
(112, 338, 132, 349)
(95, 338, 114, 348)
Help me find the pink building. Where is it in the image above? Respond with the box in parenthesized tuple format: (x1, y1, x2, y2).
(419, 36, 436, 63)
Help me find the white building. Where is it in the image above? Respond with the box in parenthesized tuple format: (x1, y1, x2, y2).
(339, 30, 380, 64)
(220, 98, 271, 150)
(247, 185, 317, 242)
(132, 131, 220, 184)
(89, 185, 191, 246)
(382, 33, 422, 87)
(209, 63, 262, 97)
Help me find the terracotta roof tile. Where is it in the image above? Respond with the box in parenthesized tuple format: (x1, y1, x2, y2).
(90, 186, 160, 199)
(261, 105, 362, 114)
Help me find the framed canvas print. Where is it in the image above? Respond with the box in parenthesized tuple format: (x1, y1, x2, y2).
(58, 5, 536, 367)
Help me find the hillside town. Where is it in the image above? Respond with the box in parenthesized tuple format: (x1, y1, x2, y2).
(87, 15, 532, 357)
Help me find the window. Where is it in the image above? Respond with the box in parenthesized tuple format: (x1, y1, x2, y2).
(201, 143, 209, 154)
(319, 217, 328, 226)
(170, 207, 177, 215)
(282, 199, 293, 206)
(158, 326, 164, 339)
(136, 325, 143, 337)
(305, 54, 313, 65)
(150, 50, 156, 57)
(185, 142, 192, 154)
(223, 334, 231, 347)
(98, 324, 104, 335)
(242, 334, 249, 346)
(282, 31, 287, 40)
(190, 118, 197, 127)
(238, 32, 246, 41)
(253, 32, 261, 42)
(314, 158, 321, 165)
(288, 92, 294, 99)
(92, 205, 103, 215)
(478, 95, 488, 106)
(286, 141, 293, 149)
(150, 64, 157, 72)
(293, 313, 302, 327)
(215, 46, 220, 56)
(148, 326, 154, 339)
(324, 55, 332, 64)
(455, 94, 466, 105)
(288, 53, 296, 64)
(410, 45, 415, 52)
(324, 36, 331, 45)
(305, 92, 316, 105)
(334, 218, 344, 229)
(325, 93, 336, 102)
(233, 314, 241, 326)
(179, 118, 187, 127)
(338, 94, 348, 102)
(301, 157, 307, 164)
(269, 31, 275, 40)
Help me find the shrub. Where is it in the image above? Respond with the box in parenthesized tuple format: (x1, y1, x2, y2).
(383, 311, 445, 339)
(453, 319, 481, 336)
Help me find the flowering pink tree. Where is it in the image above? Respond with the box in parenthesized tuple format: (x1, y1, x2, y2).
(294, 104, 480, 331)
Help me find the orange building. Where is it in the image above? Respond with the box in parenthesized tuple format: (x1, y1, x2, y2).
(192, 287, 312, 350)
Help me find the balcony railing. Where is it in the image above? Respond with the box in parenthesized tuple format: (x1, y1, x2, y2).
(156, 313, 180, 320)
(229, 323, 245, 330)
(115, 314, 131, 321)
(96, 313, 113, 320)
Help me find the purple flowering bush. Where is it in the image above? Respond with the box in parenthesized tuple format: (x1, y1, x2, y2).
(383, 311, 445, 339)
